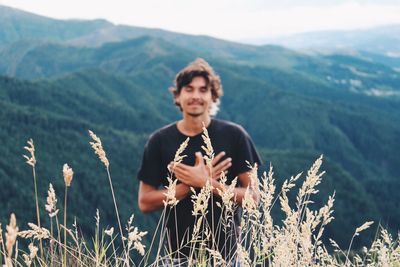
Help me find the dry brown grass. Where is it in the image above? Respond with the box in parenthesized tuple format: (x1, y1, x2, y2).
(0, 131, 399, 266)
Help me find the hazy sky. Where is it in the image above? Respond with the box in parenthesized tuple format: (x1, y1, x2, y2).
(2, 0, 400, 41)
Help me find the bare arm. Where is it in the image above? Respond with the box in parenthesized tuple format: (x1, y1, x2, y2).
(173, 152, 259, 206)
(138, 181, 191, 213)
(139, 151, 236, 213)
(209, 171, 259, 206)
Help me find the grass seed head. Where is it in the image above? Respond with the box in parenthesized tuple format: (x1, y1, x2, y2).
(163, 177, 179, 207)
(19, 223, 50, 240)
(88, 130, 109, 168)
(104, 227, 114, 237)
(355, 221, 374, 236)
(63, 164, 73, 187)
(45, 183, 59, 217)
(23, 138, 36, 167)
(201, 122, 214, 167)
(6, 213, 18, 259)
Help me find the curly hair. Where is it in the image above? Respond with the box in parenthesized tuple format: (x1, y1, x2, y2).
(169, 58, 223, 116)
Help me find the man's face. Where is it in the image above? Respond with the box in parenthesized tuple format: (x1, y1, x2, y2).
(176, 76, 213, 117)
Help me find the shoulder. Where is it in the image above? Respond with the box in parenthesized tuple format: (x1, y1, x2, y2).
(212, 119, 249, 137)
(144, 122, 178, 149)
(148, 122, 178, 141)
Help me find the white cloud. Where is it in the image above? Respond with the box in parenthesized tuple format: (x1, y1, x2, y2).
(1, 0, 400, 40)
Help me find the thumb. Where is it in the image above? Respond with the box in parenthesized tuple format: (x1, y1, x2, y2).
(195, 152, 204, 166)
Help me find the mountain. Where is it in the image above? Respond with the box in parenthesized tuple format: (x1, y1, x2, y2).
(0, 4, 307, 69)
(252, 25, 400, 69)
(0, 5, 399, 249)
(1, 35, 399, 102)
(0, 66, 385, 248)
(1, 4, 399, 100)
(0, 5, 111, 47)
(252, 25, 400, 55)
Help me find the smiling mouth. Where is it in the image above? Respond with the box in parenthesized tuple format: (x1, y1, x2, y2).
(189, 102, 203, 106)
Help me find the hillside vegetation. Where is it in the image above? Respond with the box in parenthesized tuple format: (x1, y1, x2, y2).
(0, 4, 399, 250)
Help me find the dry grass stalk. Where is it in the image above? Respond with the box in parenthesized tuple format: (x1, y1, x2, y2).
(88, 130, 109, 168)
(163, 177, 179, 207)
(173, 137, 189, 164)
(88, 130, 125, 256)
(355, 221, 374, 236)
(63, 164, 73, 187)
(216, 173, 237, 214)
(19, 223, 50, 240)
(237, 243, 251, 267)
(104, 227, 114, 237)
(45, 183, 59, 217)
(258, 166, 276, 257)
(23, 139, 36, 167)
(191, 180, 212, 217)
(23, 138, 43, 257)
(201, 123, 214, 167)
(0, 223, 5, 257)
(9, 133, 400, 266)
(165, 137, 190, 207)
(22, 243, 38, 267)
(124, 215, 148, 256)
(346, 221, 375, 265)
(62, 163, 74, 266)
(5, 213, 18, 267)
(205, 248, 226, 266)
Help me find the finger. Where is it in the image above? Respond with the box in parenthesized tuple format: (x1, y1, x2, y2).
(212, 151, 226, 166)
(174, 171, 190, 183)
(194, 152, 204, 166)
(173, 167, 189, 177)
(214, 158, 232, 173)
(174, 170, 195, 186)
(171, 161, 190, 171)
(213, 170, 228, 181)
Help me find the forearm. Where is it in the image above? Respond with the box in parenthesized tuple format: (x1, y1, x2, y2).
(210, 179, 259, 206)
(139, 183, 191, 213)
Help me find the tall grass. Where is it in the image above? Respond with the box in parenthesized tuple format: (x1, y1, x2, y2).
(0, 131, 399, 266)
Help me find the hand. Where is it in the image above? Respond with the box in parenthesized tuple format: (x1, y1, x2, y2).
(170, 151, 232, 188)
(171, 152, 210, 188)
(210, 151, 232, 180)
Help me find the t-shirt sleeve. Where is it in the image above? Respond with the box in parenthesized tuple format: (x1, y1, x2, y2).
(234, 127, 262, 175)
(137, 133, 163, 188)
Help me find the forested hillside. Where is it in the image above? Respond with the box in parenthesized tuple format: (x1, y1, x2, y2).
(1, 4, 399, 249)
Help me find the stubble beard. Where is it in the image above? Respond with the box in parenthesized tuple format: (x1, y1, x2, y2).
(187, 111, 204, 117)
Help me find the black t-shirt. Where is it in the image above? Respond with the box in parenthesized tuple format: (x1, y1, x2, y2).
(137, 118, 261, 258)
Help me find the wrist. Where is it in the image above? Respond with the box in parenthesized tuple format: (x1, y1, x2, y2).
(200, 174, 212, 188)
(176, 183, 190, 197)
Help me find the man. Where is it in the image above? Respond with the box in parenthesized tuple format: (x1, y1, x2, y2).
(137, 58, 261, 263)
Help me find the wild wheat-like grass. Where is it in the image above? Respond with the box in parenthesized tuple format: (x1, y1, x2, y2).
(5, 131, 400, 266)
(142, 137, 190, 266)
(23, 138, 43, 257)
(5, 213, 18, 267)
(18, 222, 50, 240)
(125, 215, 148, 257)
(22, 242, 38, 267)
(62, 163, 73, 267)
(45, 182, 59, 265)
(88, 130, 126, 257)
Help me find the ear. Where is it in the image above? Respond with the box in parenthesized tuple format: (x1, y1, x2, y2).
(173, 90, 180, 104)
(169, 87, 180, 99)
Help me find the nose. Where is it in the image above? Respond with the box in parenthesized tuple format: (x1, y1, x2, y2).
(192, 89, 201, 98)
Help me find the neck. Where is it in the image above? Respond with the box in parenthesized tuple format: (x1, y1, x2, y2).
(178, 114, 211, 136)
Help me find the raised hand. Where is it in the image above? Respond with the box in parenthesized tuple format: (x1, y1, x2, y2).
(210, 151, 232, 180)
(171, 151, 232, 188)
(171, 152, 209, 188)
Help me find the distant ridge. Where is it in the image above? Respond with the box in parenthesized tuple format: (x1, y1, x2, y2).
(252, 24, 400, 54)
(0, 4, 399, 251)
